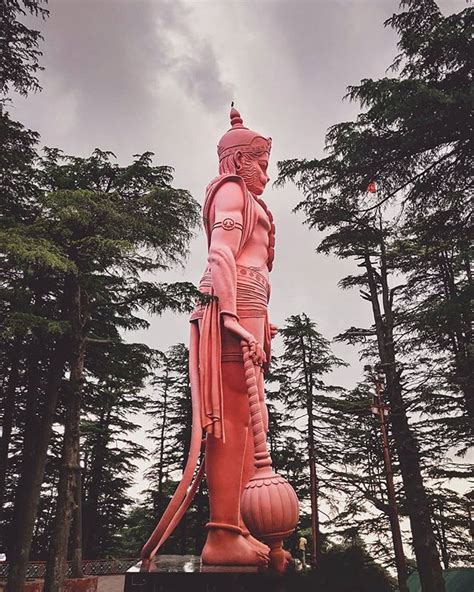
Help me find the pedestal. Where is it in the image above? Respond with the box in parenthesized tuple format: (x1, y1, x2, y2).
(124, 555, 316, 592)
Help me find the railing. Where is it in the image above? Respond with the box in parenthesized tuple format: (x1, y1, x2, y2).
(0, 558, 139, 579)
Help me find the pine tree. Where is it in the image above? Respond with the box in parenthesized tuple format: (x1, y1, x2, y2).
(395, 200, 472, 436)
(275, 314, 345, 568)
(427, 486, 472, 569)
(0, 0, 48, 97)
(3, 148, 201, 592)
(36, 150, 200, 592)
(145, 343, 200, 555)
(327, 380, 408, 580)
(81, 341, 151, 559)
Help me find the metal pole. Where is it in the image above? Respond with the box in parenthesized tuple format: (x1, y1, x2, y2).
(372, 371, 409, 592)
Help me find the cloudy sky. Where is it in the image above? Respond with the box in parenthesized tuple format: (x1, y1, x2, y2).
(12, 0, 466, 491)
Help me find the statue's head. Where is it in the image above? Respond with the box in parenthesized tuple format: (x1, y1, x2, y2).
(217, 105, 272, 196)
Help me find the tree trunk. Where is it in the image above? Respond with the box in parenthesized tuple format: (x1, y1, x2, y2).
(194, 477, 206, 555)
(374, 375, 408, 592)
(432, 502, 450, 570)
(179, 514, 187, 554)
(387, 373, 445, 592)
(308, 437, 320, 567)
(437, 251, 474, 420)
(157, 367, 169, 499)
(364, 245, 445, 592)
(5, 341, 68, 592)
(83, 398, 111, 559)
(452, 338, 474, 421)
(43, 384, 81, 591)
(300, 335, 321, 568)
(6, 338, 42, 558)
(44, 279, 87, 592)
(71, 446, 83, 578)
(0, 336, 22, 511)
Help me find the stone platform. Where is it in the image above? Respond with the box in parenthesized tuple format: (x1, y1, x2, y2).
(124, 555, 314, 592)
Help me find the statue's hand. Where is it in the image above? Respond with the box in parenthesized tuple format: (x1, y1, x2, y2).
(269, 323, 279, 339)
(222, 315, 266, 367)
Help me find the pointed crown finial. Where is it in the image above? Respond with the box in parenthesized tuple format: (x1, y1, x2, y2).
(230, 103, 244, 128)
(217, 104, 272, 162)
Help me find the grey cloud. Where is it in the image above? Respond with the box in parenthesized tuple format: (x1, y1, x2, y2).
(19, 0, 231, 157)
(39, 0, 167, 141)
(176, 42, 233, 110)
(153, 1, 233, 110)
(253, 0, 398, 106)
(48, 0, 231, 112)
(15, 0, 468, 501)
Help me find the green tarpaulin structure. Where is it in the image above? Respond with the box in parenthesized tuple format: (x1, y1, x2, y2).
(407, 568, 474, 592)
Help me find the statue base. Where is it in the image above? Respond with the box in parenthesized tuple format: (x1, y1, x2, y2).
(124, 555, 316, 592)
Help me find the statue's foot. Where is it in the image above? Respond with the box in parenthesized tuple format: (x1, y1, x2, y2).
(243, 532, 270, 555)
(202, 526, 269, 568)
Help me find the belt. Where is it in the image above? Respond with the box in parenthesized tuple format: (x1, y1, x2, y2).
(190, 265, 269, 321)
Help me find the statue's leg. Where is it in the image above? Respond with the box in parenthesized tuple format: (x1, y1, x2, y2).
(205, 359, 249, 527)
(202, 319, 269, 567)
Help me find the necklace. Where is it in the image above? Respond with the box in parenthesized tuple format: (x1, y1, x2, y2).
(253, 195, 276, 272)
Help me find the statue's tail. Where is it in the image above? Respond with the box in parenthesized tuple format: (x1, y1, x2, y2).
(140, 322, 204, 568)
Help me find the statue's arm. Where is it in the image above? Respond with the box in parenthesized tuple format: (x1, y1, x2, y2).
(208, 181, 265, 364)
(208, 181, 242, 320)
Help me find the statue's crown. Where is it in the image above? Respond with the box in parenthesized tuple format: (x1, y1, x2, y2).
(217, 105, 272, 162)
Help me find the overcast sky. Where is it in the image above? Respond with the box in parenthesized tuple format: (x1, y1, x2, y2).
(11, 0, 467, 493)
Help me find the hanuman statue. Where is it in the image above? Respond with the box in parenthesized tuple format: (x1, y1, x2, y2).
(141, 106, 298, 571)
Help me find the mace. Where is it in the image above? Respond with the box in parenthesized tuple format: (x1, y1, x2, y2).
(240, 341, 299, 572)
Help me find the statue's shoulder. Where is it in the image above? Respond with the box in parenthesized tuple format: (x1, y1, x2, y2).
(203, 174, 259, 251)
(205, 173, 247, 201)
(204, 174, 248, 218)
(203, 174, 253, 239)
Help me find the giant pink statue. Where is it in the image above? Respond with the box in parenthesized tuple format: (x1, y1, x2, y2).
(141, 106, 299, 572)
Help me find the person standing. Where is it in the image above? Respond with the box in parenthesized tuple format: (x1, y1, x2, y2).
(298, 535, 308, 568)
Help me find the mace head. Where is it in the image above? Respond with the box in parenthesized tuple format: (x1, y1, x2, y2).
(217, 104, 272, 164)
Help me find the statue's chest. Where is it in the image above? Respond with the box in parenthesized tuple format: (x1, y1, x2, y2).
(251, 196, 276, 271)
(254, 199, 272, 233)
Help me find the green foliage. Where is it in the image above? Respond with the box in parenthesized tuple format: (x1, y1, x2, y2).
(316, 538, 397, 592)
(1, 142, 202, 565)
(278, 1, 472, 216)
(0, 110, 41, 217)
(0, 0, 49, 98)
(0, 230, 74, 273)
(276, 0, 472, 583)
(112, 503, 156, 557)
(143, 343, 207, 555)
(79, 341, 153, 558)
(269, 314, 346, 562)
(1, 1, 471, 585)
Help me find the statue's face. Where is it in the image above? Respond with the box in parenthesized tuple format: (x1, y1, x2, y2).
(235, 151, 270, 196)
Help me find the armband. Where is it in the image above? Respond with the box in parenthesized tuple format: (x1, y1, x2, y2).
(212, 218, 243, 232)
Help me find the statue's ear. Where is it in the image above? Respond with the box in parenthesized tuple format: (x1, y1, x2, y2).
(233, 150, 243, 171)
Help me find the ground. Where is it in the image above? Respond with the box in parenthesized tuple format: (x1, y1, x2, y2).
(98, 576, 124, 592)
